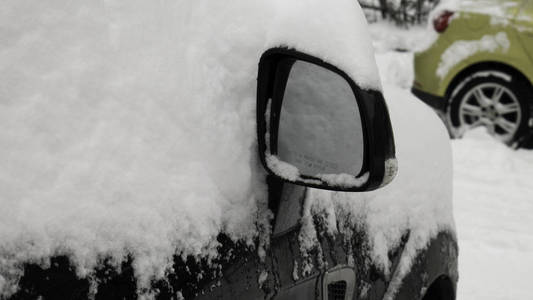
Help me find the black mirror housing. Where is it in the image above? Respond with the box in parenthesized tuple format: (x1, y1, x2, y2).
(257, 48, 396, 192)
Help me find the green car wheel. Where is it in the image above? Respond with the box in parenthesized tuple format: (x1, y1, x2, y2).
(447, 71, 531, 145)
(412, 0, 533, 147)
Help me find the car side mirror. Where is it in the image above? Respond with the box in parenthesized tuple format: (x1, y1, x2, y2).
(257, 48, 396, 192)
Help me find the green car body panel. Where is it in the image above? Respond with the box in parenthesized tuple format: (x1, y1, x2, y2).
(413, 0, 533, 102)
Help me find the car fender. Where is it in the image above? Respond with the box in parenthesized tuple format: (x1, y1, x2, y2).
(390, 231, 458, 300)
(436, 22, 533, 97)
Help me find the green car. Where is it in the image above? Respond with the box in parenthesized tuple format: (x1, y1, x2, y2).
(412, 0, 533, 145)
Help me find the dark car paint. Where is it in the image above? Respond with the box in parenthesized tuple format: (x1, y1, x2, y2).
(194, 218, 457, 300)
(394, 232, 458, 300)
(8, 176, 457, 300)
(7, 232, 456, 300)
(193, 177, 458, 300)
(8, 235, 248, 300)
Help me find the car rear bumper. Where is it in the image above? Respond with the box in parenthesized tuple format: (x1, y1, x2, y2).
(411, 87, 447, 113)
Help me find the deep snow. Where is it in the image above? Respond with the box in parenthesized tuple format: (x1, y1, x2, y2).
(371, 21, 533, 300)
(453, 130, 533, 300)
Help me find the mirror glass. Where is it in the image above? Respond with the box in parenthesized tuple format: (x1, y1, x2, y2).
(277, 60, 364, 176)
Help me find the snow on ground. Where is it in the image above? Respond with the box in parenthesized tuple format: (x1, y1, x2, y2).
(454, 130, 533, 300)
(371, 22, 533, 300)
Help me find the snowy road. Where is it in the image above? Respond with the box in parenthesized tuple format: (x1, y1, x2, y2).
(372, 23, 533, 299)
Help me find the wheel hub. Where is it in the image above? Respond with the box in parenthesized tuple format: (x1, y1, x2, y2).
(484, 106, 498, 120)
(457, 82, 521, 143)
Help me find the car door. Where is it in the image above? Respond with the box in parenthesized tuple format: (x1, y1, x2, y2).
(514, 0, 533, 62)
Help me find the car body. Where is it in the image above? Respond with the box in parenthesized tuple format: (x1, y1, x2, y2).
(0, 1, 457, 299)
(412, 0, 533, 145)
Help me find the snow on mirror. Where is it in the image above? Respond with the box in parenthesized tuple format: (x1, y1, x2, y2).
(277, 60, 364, 177)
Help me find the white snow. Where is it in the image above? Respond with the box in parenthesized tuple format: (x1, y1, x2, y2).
(257, 270, 269, 288)
(370, 21, 533, 300)
(436, 32, 510, 79)
(265, 154, 300, 182)
(369, 22, 438, 54)
(450, 70, 512, 99)
(316, 172, 369, 188)
(0, 0, 382, 295)
(292, 261, 300, 281)
(453, 129, 533, 300)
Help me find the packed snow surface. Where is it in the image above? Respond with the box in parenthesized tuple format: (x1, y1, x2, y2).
(371, 21, 533, 299)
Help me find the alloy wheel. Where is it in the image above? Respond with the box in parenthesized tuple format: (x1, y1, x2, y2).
(458, 82, 521, 143)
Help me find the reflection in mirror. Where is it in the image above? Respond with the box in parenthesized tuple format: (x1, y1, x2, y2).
(273, 185, 306, 235)
(277, 60, 364, 177)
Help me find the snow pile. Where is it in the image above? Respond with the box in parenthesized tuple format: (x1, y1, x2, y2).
(453, 129, 533, 300)
(0, 0, 382, 294)
(0, 1, 267, 292)
(368, 22, 434, 54)
(376, 51, 415, 89)
(369, 24, 418, 89)
(436, 32, 510, 78)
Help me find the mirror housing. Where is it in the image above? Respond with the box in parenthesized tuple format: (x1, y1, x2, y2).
(257, 48, 396, 192)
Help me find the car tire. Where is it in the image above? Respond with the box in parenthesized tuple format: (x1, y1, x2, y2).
(447, 71, 531, 145)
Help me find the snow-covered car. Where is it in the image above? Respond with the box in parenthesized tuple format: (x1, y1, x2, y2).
(412, 0, 533, 146)
(0, 1, 457, 300)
